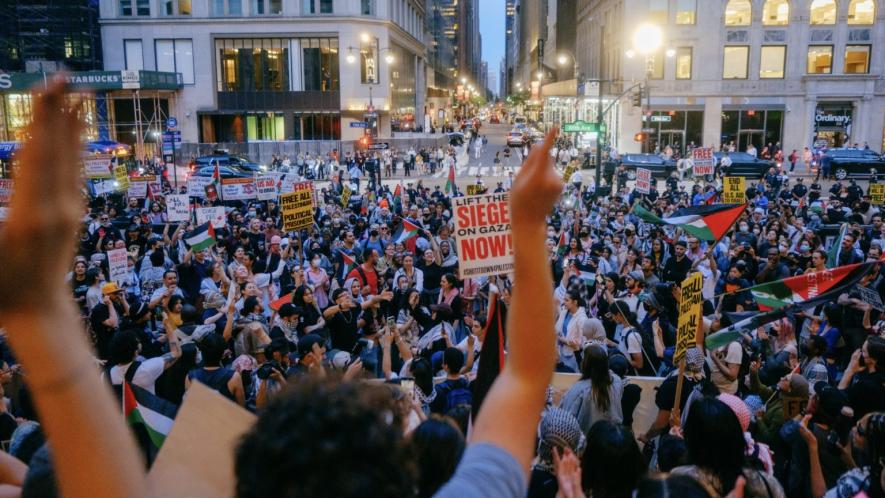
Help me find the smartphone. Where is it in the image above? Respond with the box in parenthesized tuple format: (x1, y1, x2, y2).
(350, 339, 366, 359)
(400, 377, 415, 397)
(387, 316, 396, 331)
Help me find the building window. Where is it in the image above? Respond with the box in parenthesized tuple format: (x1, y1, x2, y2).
(246, 114, 285, 140)
(304, 0, 333, 13)
(648, 0, 668, 23)
(762, 0, 789, 25)
(844, 45, 870, 73)
(362, 0, 374, 15)
(675, 0, 696, 24)
(124, 40, 143, 71)
(302, 38, 340, 91)
(806, 45, 833, 73)
(721, 109, 783, 153)
(162, 0, 191, 15)
(212, 0, 242, 15)
(848, 0, 875, 23)
(810, 0, 836, 24)
(649, 51, 665, 79)
(806, 45, 833, 74)
(253, 0, 282, 14)
(215, 39, 291, 92)
(725, 0, 752, 26)
(155, 39, 194, 84)
(675, 47, 692, 79)
(760, 46, 786, 78)
(360, 38, 379, 84)
(296, 113, 341, 140)
(723, 46, 749, 78)
(120, 0, 150, 16)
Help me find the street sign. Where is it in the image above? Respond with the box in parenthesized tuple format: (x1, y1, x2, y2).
(642, 128, 656, 133)
(367, 143, 389, 150)
(163, 130, 182, 143)
(650, 115, 671, 123)
(562, 120, 605, 133)
(349, 122, 368, 128)
(166, 117, 178, 129)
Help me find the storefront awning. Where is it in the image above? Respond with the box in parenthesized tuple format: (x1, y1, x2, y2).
(85, 140, 132, 155)
(0, 70, 182, 92)
(0, 142, 22, 160)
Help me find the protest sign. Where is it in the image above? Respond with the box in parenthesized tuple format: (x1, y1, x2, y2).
(166, 194, 190, 223)
(107, 248, 129, 284)
(871, 183, 884, 205)
(722, 176, 746, 204)
(220, 178, 256, 201)
(281, 182, 315, 231)
(674, 271, 703, 364)
(691, 147, 714, 176)
(466, 184, 486, 195)
(0, 179, 13, 204)
(340, 184, 352, 207)
(255, 175, 279, 201)
(783, 396, 805, 420)
(187, 176, 212, 198)
(93, 179, 117, 196)
(128, 175, 160, 198)
(195, 206, 226, 229)
(114, 164, 130, 191)
(83, 155, 114, 179)
(635, 168, 651, 194)
(127, 182, 146, 198)
(279, 173, 299, 194)
(562, 162, 576, 183)
(453, 192, 514, 279)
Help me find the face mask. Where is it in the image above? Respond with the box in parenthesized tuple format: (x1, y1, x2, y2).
(800, 244, 810, 252)
(311, 259, 320, 267)
(739, 225, 749, 233)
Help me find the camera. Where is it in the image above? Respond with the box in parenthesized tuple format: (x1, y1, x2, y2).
(257, 361, 285, 380)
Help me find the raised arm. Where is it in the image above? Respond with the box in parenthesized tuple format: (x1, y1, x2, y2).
(0, 79, 147, 497)
(470, 129, 562, 477)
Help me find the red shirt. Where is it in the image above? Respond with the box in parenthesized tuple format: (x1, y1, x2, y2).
(347, 264, 379, 295)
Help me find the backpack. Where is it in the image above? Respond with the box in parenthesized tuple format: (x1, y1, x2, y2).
(444, 379, 473, 413)
(627, 327, 659, 376)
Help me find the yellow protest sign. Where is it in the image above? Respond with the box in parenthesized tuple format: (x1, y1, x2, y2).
(562, 162, 576, 182)
(466, 184, 485, 195)
(281, 182, 315, 231)
(340, 184, 352, 207)
(674, 271, 703, 364)
(114, 164, 130, 191)
(871, 183, 885, 205)
(722, 176, 746, 204)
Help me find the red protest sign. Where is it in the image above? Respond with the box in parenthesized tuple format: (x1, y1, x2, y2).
(453, 192, 514, 279)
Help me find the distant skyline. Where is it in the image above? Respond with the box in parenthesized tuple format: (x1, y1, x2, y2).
(478, 0, 505, 93)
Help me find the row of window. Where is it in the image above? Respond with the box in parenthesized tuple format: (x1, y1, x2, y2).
(125, 39, 195, 84)
(120, 0, 374, 16)
(646, 0, 876, 26)
(216, 38, 340, 92)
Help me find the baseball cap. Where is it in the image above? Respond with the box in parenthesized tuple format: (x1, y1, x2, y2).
(101, 282, 122, 295)
(297, 334, 325, 357)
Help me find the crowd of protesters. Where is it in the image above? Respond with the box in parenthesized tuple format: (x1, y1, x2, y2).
(0, 81, 884, 498)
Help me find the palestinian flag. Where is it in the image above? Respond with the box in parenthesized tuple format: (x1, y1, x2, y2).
(184, 222, 216, 251)
(748, 260, 874, 310)
(393, 219, 422, 245)
(213, 160, 223, 200)
(146, 182, 155, 202)
(633, 204, 746, 241)
(826, 223, 848, 268)
(123, 381, 177, 449)
(705, 308, 789, 350)
(445, 162, 456, 194)
(340, 251, 357, 280)
(471, 293, 507, 422)
(556, 232, 569, 255)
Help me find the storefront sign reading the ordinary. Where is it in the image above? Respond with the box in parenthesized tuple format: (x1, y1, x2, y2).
(814, 108, 852, 131)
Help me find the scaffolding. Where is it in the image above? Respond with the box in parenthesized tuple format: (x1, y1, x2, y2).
(103, 90, 178, 160)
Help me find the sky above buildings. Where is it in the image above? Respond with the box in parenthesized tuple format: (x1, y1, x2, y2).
(479, 0, 505, 82)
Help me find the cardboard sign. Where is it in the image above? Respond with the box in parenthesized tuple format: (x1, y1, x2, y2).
(871, 183, 884, 205)
(782, 395, 806, 420)
(166, 194, 190, 223)
(340, 184, 352, 207)
(279, 173, 299, 194)
(562, 162, 577, 183)
(93, 179, 118, 196)
(281, 182, 315, 231)
(128, 175, 160, 198)
(220, 178, 256, 201)
(83, 155, 114, 179)
(195, 206, 226, 229)
(722, 176, 746, 204)
(674, 272, 704, 364)
(187, 176, 212, 198)
(466, 184, 486, 195)
(0, 179, 13, 204)
(691, 148, 714, 176)
(453, 192, 514, 279)
(635, 168, 652, 194)
(107, 248, 129, 284)
(114, 165, 130, 191)
(255, 174, 279, 201)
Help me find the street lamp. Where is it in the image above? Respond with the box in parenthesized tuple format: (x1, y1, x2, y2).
(627, 23, 673, 153)
(556, 52, 580, 80)
(536, 70, 544, 80)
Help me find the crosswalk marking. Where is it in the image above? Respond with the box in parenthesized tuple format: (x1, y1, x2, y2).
(431, 165, 522, 179)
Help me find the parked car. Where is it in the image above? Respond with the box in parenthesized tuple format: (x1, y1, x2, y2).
(195, 153, 265, 174)
(604, 153, 676, 180)
(506, 130, 526, 147)
(448, 132, 465, 146)
(824, 148, 885, 180)
(714, 152, 774, 179)
(191, 165, 253, 179)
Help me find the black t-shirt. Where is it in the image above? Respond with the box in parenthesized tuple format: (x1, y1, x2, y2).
(328, 308, 362, 352)
(527, 468, 558, 498)
(847, 371, 885, 420)
(419, 261, 444, 291)
(655, 374, 700, 412)
(90, 302, 126, 360)
(662, 255, 692, 283)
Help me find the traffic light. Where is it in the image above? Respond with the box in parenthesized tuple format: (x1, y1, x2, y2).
(632, 89, 643, 107)
(634, 132, 647, 142)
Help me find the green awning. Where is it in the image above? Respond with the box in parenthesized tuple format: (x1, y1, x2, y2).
(0, 70, 182, 92)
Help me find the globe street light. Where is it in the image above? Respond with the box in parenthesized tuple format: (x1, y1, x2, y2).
(632, 23, 663, 55)
(556, 52, 580, 80)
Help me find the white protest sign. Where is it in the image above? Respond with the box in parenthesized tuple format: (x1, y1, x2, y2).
(0, 179, 12, 204)
(166, 194, 191, 222)
(279, 174, 299, 194)
(220, 178, 256, 201)
(691, 147, 714, 176)
(453, 192, 514, 279)
(187, 176, 212, 198)
(93, 179, 118, 196)
(127, 182, 147, 198)
(636, 168, 652, 194)
(255, 174, 279, 201)
(107, 248, 129, 284)
(196, 206, 226, 229)
(83, 155, 114, 179)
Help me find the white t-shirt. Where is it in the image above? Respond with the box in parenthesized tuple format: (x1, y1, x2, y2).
(108, 357, 166, 394)
(618, 327, 642, 358)
(707, 342, 743, 394)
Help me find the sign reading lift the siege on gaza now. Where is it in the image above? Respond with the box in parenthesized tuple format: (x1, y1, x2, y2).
(453, 192, 514, 279)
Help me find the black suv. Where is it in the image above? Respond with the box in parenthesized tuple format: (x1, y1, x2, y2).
(824, 148, 885, 180)
(714, 152, 774, 179)
(603, 153, 677, 180)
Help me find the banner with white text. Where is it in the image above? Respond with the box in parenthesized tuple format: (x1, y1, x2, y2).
(454, 192, 514, 279)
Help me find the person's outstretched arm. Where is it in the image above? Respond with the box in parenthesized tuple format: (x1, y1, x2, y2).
(0, 78, 147, 497)
(471, 129, 562, 476)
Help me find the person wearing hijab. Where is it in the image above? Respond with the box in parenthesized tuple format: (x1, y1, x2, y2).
(527, 408, 587, 498)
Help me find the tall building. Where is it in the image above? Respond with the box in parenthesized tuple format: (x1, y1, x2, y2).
(487, 63, 498, 99)
(573, 0, 885, 154)
(99, 0, 429, 145)
(0, 0, 103, 72)
(505, 0, 520, 95)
